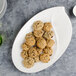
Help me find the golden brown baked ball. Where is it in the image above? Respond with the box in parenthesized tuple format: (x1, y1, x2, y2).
(21, 51, 28, 59)
(22, 57, 34, 68)
(22, 43, 29, 51)
(43, 47, 53, 56)
(43, 31, 54, 39)
(25, 36, 36, 46)
(25, 32, 34, 39)
(33, 21, 44, 30)
(28, 47, 38, 58)
(40, 53, 50, 63)
(43, 22, 52, 32)
(47, 39, 55, 47)
(37, 37, 46, 49)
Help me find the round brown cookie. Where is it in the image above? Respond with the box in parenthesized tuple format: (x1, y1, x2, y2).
(36, 48, 43, 55)
(25, 36, 36, 46)
(22, 43, 29, 51)
(43, 31, 54, 39)
(25, 32, 34, 39)
(43, 47, 53, 56)
(37, 37, 46, 49)
(40, 53, 50, 63)
(34, 30, 44, 37)
(43, 22, 52, 32)
(33, 56, 40, 62)
(22, 57, 34, 68)
(21, 51, 28, 59)
(47, 39, 55, 47)
(33, 20, 44, 30)
(28, 47, 38, 58)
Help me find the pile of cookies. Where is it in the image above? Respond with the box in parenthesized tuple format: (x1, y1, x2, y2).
(21, 20, 55, 68)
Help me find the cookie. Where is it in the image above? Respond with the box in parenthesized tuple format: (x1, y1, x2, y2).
(33, 21, 44, 30)
(22, 57, 34, 68)
(25, 32, 34, 39)
(43, 47, 53, 56)
(47, 39, 55, 47)
(28, 47, 38, 58)
(40, 53, 50, 63)
(26, 36, 36, 46)
(37, 37, 46, 49)
(43, 31, 54, 39)
(22, 43, 29, 51)
(33, 56, 40, 62)
(43, 22, 52, 32)
(34, 30, 44, 37)
(21, 51, 28, 59)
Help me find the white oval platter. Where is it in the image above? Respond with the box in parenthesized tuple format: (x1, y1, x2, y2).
(12, 6, 72, 73)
